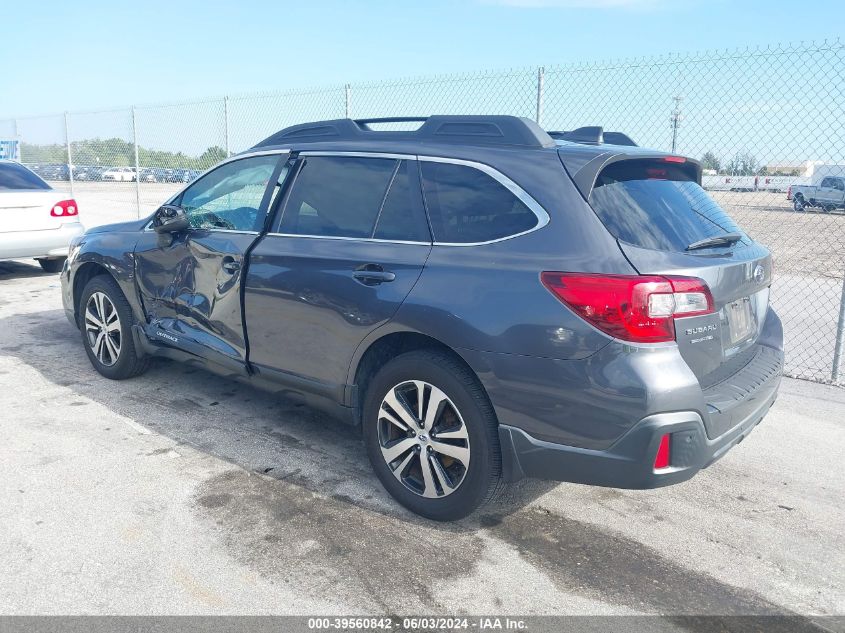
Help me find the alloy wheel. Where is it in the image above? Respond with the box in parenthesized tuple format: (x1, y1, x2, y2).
(377, 380, 470, 499)
(84, 292, 122, 367)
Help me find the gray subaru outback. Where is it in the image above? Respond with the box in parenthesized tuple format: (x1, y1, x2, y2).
(61, 116, 783, 521)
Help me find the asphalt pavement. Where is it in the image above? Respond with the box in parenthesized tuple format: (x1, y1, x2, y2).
(0, 259, 843, 621)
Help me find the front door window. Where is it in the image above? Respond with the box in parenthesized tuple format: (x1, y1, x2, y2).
(178, 155, 281, 231)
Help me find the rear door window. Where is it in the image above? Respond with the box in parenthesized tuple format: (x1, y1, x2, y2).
(589, 160, 750, 252)
(420, 161, 539, 244)
(279, 156, 397, 238)
(0, 162, 51, 191)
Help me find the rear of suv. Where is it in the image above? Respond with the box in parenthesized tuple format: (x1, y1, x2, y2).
(61, 116, 782, 520)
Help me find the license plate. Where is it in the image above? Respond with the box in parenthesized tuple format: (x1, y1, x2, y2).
(726, 297, 754, 346)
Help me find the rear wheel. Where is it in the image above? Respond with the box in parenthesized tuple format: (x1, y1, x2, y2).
(793, 195, 806, 212)
(37, 257, 65, 273)
(362, 350, 502, 521)
(79, 275, 149, 380)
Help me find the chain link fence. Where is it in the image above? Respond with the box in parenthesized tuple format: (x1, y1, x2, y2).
(2, 39, 843, 384)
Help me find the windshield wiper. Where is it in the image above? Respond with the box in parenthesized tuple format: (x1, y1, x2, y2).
(686, 232, 743, 251)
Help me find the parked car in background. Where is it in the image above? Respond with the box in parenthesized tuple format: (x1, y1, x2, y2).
(74, 166, 104, 181)
(139, 168, 158, 183)
(152, 168, 172, 182)
(101, 167, 137, 182)
(170, 168, 193, 183)
(38, 163, 70, 181)
(0, 160, 84, 272)
(60, 116, 782, 521)
(790, 175, 845, 212)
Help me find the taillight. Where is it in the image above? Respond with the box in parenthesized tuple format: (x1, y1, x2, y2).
(663, 156, 686, 163)
(654, 434, 671, 470)
(50, 199, 78, 217)
(540, 273, 715, 343)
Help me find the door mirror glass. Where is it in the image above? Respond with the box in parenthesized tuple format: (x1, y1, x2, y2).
(153, 204, 190, 234)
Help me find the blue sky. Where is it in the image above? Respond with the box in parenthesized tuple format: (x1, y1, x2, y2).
(1, 0, 842, 118)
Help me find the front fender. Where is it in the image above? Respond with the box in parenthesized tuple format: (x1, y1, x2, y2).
(64, 231, 144, 326)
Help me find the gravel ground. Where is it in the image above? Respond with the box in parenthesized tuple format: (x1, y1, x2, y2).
(0, 259, 843, 622)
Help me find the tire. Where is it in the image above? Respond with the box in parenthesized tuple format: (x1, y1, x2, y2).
(78, 275, 149, 380)
(37, 257, 65, 273)
(362, 350, 502, 521)
(793, 196, 806, 212)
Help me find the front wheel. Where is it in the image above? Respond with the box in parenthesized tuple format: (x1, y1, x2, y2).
(79, 275, 149, 380)
(362, 350, 502, 521)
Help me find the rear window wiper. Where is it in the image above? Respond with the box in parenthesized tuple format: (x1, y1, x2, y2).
(686, 232, 744, 251)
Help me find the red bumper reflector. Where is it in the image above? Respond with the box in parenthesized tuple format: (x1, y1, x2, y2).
(654, 434, 671, 470)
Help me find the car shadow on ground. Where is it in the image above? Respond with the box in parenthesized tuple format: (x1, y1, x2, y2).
(0, 260, 58, 281)
(0, 307, 558, 527)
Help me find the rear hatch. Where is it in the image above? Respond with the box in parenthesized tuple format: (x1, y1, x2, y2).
(578, 156, 775, 434)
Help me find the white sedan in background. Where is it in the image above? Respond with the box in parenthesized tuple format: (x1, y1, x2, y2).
(101, 167, 137, 182)
(0, 161, 84, 272)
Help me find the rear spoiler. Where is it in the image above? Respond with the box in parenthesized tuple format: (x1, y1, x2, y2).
(558, 149, 703, 200)
(548, 127, 638, 147)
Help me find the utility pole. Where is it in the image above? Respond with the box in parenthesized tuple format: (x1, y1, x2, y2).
(670, 95, 683, 153)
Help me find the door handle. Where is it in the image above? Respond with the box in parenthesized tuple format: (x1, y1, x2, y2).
(353, 264, 396, 285)
(221, 258, 241, 274)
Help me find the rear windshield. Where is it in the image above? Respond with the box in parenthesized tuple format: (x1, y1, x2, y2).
(589, 161, 750, 252)
(0, 162, 51, 191)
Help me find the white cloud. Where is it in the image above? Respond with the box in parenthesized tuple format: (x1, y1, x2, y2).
(480, 0, 664, 8)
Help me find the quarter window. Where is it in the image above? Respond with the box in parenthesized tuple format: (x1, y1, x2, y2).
(178, 155, 280, 231)
(279, 156, 398, 238)
(420, 161, 539, 244)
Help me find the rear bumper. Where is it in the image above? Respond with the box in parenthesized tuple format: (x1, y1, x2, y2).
(0, 222, 84, 260)
(498, 350, 781, 487)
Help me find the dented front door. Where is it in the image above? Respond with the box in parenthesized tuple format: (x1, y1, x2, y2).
(134, 229, 258, 368)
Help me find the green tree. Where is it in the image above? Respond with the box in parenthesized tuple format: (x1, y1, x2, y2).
(726, 151, 759, 176)
(700, 151, 721, 173)
(198, 146, 227, 168)
(19, 139, 231, 170)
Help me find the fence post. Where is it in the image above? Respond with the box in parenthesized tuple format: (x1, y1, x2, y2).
(13, 119, 19, 161)
(832, 275, 845, 383)
(345, 84, 351, 119)
(64, 112, 75, 198)
(223, 96, 230, 157)
(132, 106, 141, 219)
(535, 67, 545, 126)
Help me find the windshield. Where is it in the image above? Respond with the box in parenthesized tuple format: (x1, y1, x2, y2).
(589, 161, 750, 252)
(0, 162, 52, 191)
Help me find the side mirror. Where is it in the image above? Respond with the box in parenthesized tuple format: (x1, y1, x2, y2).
(153, 204, 190, 234)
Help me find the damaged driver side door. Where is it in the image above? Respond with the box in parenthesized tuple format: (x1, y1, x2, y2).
(134, 153, 287, 371)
